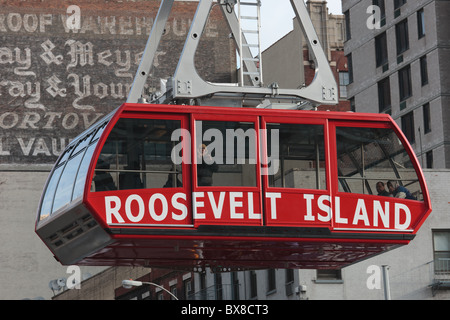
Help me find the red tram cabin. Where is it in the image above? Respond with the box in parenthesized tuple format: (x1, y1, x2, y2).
(35, 103, 431, 270)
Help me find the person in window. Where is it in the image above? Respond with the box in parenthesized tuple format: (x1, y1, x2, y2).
(376, 181, 391, 197)
(93, 159, 116, 191)
(197, 144, 218, 186)
(163, 173, 182, 188)
(387, 180, 416, 200)
(119, 161, 143, 190)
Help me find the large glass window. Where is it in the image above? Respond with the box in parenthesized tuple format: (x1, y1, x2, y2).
(375, 32, 388, 68)
(336, 126, 422, 200)
(396, 19, 409, 56)
(39, 120, 108, 221)
(378, 77, 391, 113)
(195, 120, 257, 187)
(266, 123, 326, 190)
(94, 118, 182, 191)
(433, 230, 450, 274)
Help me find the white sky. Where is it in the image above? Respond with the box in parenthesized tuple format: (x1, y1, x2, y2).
(260, 0, 343, 50)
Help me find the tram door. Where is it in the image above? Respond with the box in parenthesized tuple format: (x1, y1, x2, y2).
(261, 117, 331, 228)
(191, 114, 264, 227)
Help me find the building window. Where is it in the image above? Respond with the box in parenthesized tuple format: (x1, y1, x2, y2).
(378, 77, 391, 113)
(417, 8, 425, 38)
(344, 10, 351, 41)
(373, 0, 386, 26)
(249, 270, 257, 299)
(285, 269, 295, 296)
(423, 103, 431, 134)
(350, 97, 355, 112)
(433, 230, 450, 274)
(426, 150, 433, 169)
(267, 269, 276, 294)
(316, 269, 342, 282)
(394, 0, 407, 10)
(375, 32, 388, 68)
(401, 111, 415, 144)
(395, 19, 409, 56)
(183, 278, 193, 300)
(420, 55, 428, 86)
(231, 272, 240, 300)
(170, 285, 177, 300)
(347, 53, 353, 84)
(398, 65, 412, 102)
(199, 273, 207, 300)
(339, 72, 349, 99)
(214, 273, 223, 300)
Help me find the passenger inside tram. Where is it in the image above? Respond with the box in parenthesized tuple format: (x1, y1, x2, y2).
(93, 159, 116, 191)
(197, 144, 219, 186)
(376, 181, 391, 197)
(387, 180, 416, 200)
(119, 161, 143, 190)
(336, 127, 422, 200)
(163, 173, 182, 188)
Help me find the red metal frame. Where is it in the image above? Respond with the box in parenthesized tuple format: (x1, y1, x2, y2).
(35, 103, 432, 269)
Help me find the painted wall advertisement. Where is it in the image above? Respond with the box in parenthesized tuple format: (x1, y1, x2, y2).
(0, 1, 233, 164)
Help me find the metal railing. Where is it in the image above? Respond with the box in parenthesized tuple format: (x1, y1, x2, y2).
(188, 284, 240, 300)
(430, 258, 450, 296)
(434, 258, 450, 280)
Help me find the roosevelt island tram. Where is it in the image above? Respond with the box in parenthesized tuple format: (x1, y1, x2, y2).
(35, 0, 431, 271)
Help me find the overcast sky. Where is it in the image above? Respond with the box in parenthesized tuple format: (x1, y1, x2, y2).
(260, 0, 343, 50)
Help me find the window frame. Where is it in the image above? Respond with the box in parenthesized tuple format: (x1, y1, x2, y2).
(395, 18, 409, 56)
(261, 116, 330, 194)
(91, 113, 190, 192)
(398, 65, 412, 102)
(417, 8, 425, 39)
(375, 32, 388, 68)
(191, 114, 261, 190)
(378, 77, 392, 113)
(432, 230, 450, 274)
(420, 55, 428, 86)
(330, 120, 423, 200)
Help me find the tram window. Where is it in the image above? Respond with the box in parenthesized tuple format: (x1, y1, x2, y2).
(72, 143, 97, 200)
(52, 151, 85, 213)
(94, 118, 183, 191)
(266, 123, 326, 190)
(195, 120, 257, 187)
(39, 165, 64, 221)
(38, 124, 106, 221)
(336, 127, 422, 200)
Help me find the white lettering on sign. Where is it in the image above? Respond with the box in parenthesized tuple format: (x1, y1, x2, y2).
(302, 194, 412, 230)
(103, 192, 413, 231)
(105, 196, 124, 224)
(105, 193, 188, 224)
(266, 192, 281, 219)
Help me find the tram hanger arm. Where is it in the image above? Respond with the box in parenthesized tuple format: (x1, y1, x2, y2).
(126, 0, 337, 107)
(127, 0, 175, 104)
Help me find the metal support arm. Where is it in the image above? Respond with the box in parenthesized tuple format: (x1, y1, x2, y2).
(127, 0, 175, 103)
(127, 0, 338, 109)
